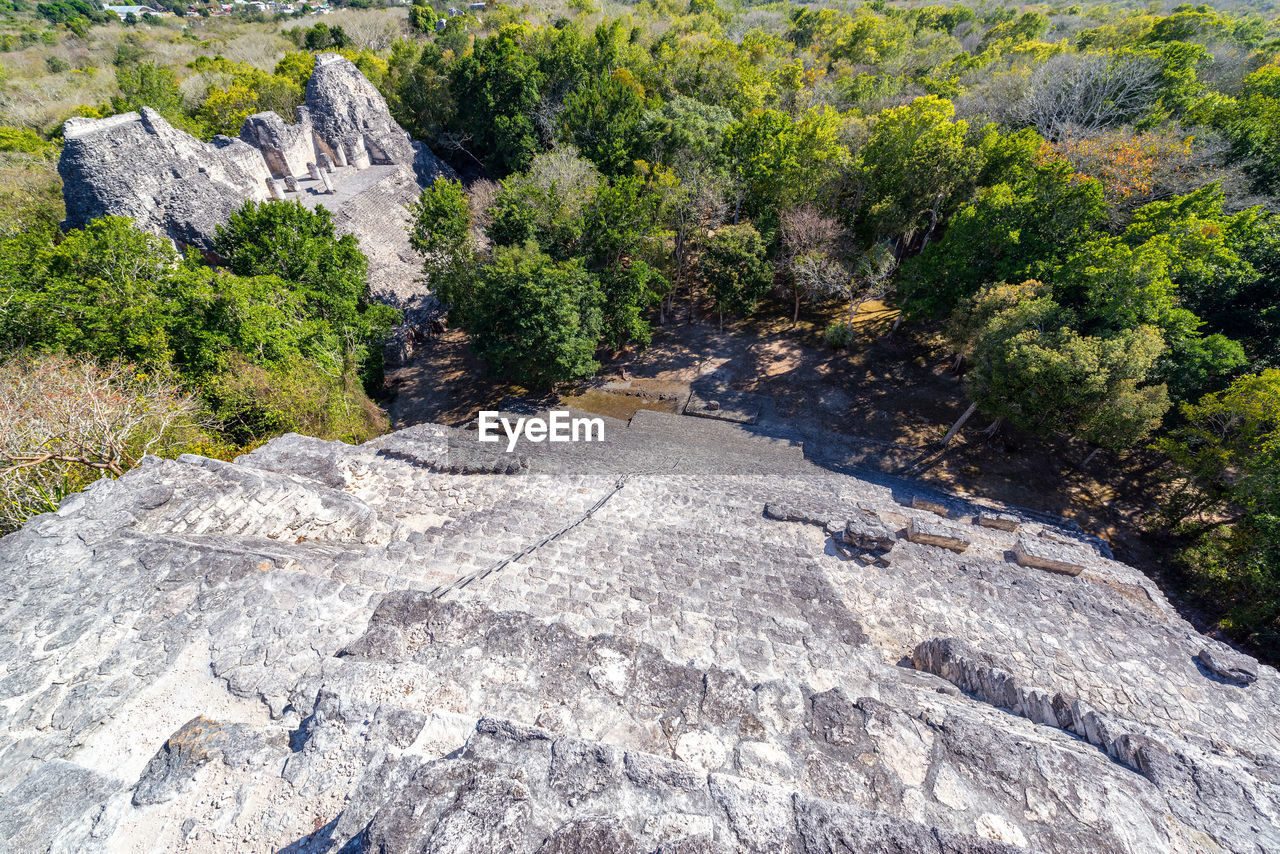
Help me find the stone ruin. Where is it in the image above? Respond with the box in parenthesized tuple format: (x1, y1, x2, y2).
(57, 53, 452, 303)
(0, 408, 1276, 852)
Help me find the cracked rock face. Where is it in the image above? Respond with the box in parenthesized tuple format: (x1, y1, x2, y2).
(58, 54, 452, 303)
(0, 411, 1277, 852)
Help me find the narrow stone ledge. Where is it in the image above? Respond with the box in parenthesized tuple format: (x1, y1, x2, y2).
(906, 518, 970, 552)
(1012, 535, 1093, 576)
(910, 496, 950, 517)
(976, 512, 1019, 532)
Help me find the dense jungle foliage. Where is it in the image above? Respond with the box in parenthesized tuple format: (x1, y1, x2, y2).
(0, 0, 1279, 655)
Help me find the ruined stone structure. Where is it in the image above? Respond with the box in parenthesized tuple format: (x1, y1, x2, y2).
(0, 410, 1276, 852)
(58, 53, 451, 302)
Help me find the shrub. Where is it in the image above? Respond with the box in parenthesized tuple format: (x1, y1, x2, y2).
(203, 354, 389, 446)
(824, 321, 853, 349)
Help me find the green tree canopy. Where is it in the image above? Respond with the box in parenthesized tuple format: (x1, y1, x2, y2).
(410, 177, 473, 286)
(459, 243, 603, 388)
(856, 95, 984, 246)
(900, 154, 1107, 318)
(957, 281, 1170, 451)
(701, 223, 772, 325)
(560, 70, 647, 176)
(451, 27, 546, 174)
(724, 106, 848, 224)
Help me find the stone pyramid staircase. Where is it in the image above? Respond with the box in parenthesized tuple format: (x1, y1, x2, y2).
(0, 414, 1277, 853)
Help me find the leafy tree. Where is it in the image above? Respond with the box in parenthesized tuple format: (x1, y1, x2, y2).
(215, 201, 369, 326)
(582, 174, 659, 269)
(1225, 63, 1280, 191)
(724, 106, 847, 224)
(190, 57, 304, 139)
(598, 260, 664, 350)
(487, 148, 602, 258)
(1, 217, 177, 370)
(583, 174, 667, 348)
(410, 177, 473, 286)
(213, 201, 398, 390)
(647, 30, 770, 114)
(560, 70, 646, 176)
(856, 96, 983, 248)
(301, 21, 351, 51)
(37, 0, 106, 25)
(407, 0, 436, 35)
(112, 62, 185, 122)
(164, 266, 323, 380)
(957, 281, 1170, 451)
(1058, 234, 1245, 403)
(1159, 370, 1280, 657)
(640, 95, 733, 171)
(899, 153, 1107, 318)
(386, 40, 456, 146)
(274, 51, 316, 89)
(459, 243, 603, 388)
(451, 28, 545, 174)
(701, 223, 772, 327)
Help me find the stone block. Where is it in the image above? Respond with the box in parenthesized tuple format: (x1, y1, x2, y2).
(910, 496, 950, 517)
(977, 512, 1019, 532)
(841, 510, 896, 552)
(906, 517, 970, 552)
(1012, 535, 1093, 576)
(1196, 646, 1258, 686)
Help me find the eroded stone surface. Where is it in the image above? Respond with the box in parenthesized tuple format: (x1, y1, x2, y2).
(1197, 644, 1259, 686)
(0, 412, 1276, 852)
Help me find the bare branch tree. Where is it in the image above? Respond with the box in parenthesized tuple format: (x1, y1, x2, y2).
(849, 242, 898, 323)
(1008, 53, 1162, 140)
(778, 205, 846, 323)
(0, 354, 201, 533)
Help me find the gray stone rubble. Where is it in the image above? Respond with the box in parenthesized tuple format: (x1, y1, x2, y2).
(0, 409, 1276, 852)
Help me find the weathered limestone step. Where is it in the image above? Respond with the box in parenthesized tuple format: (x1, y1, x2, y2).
(320, 596, 1197, 854)
(628, 408, 807, 459)
(134, 453, 388, 545)
(905, 516, 971, 552)
(339, 715, 1038, 854)
(912, 635, 1280, 854)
